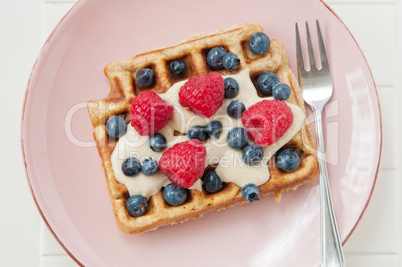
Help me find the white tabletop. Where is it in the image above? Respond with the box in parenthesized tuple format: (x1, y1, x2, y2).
(1, 0, 401, 266)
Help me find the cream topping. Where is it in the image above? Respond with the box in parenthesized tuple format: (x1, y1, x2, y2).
(111, 68, 305, 199)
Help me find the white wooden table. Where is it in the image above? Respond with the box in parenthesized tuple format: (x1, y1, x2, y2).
(1, 0, 400, 266)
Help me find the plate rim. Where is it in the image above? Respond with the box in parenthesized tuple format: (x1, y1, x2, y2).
(20, 0, 382, 266)
(319, 0, 383, 246)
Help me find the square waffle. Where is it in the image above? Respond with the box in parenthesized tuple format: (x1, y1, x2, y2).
(87, 23, 319, 234)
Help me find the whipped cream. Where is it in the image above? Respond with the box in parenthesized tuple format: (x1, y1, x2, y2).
(111, 69, 305, 199)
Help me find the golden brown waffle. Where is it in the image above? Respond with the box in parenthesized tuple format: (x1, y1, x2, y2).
(87, 23, 319, 234)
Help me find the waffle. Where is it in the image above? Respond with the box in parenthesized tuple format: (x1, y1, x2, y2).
(87, 23, 319, 234)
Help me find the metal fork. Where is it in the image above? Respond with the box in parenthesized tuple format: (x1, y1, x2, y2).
(296, 21, 345, 267)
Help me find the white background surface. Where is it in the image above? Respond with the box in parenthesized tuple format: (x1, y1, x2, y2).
(1, 0, 400, 266)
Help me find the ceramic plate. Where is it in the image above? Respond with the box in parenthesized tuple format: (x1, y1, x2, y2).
(21, 0, 381, 266)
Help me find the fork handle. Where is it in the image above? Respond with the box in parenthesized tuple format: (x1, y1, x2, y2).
(313, 108, 345, 267)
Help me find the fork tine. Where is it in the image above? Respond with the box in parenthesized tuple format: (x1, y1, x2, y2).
(316, 20, 329, 69)
(295, 23, 306, 74)
(305, 21, 316, 70)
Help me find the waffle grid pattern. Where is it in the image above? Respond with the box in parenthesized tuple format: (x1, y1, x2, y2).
(87, 23, 319, 234)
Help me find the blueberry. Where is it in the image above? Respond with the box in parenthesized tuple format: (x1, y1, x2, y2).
(170, 60, 187, 77)
(202, 170, 223, 193)
(224, 78, 239, 98)
(136, 68, 154, 87)
(222, 53, 240, 71)
(227, 127, 249, 149)
(206, 47, 227, 70)
(141, 158, 159, 176)
(276, 148, 300, 172)
(206, 121, 222, 139)
(122, 157, 141, 176)
(242, 144, 264, 165)
(227, 100, 246, 118)
(126, 195, 148, 217)
(241, 184, 260, 202)
(149, 133, 167, 152)
(106, 115, 127, 138)
(257, 72, 280, 95)
(163, 183, 188, 206)
(273, 83, 291, 101)
(249, 32, 270, 55)
(187, 126, 208, 141)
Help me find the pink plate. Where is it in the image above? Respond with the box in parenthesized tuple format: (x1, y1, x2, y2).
(21, 0, 381, 266)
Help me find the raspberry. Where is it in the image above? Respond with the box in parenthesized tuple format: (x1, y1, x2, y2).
(178, 72, 224, 118)
(130, 91, 173, 136)
(242, 100, 293, 146)
(159, 140, 207, 188)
